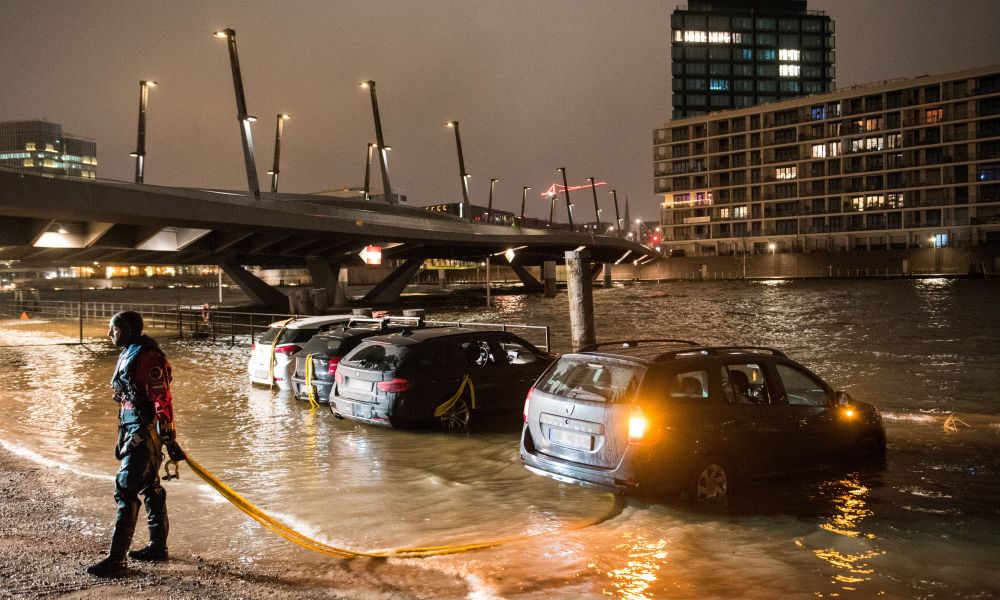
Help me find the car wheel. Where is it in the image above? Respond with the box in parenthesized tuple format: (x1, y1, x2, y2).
(853, 433, 886, 463)
(688, 457, 732, 508)
(440, 396, 471, 433)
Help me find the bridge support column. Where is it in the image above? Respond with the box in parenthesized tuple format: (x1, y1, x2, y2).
(543, 261, 557, 297)
(218, 260, 288, 309)
(438, 268, 447, 290)
(565, 250, 596, 351)
(306, 257, 349, 308)
(510, 263, 543, 291)
(603, 263, 613, 288)
(362, 259, 424, 304)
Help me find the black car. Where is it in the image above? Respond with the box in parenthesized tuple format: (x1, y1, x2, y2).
(331, 328, 555, 432)
(520, 340, 886, 506)
(290, 317, 424, 403)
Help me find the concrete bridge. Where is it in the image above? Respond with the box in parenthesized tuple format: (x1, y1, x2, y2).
(0, 168, 658, 306)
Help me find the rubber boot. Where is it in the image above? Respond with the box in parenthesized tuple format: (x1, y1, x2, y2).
(89, 488, 140, 577)
(130, 483, 168, 561)
(86, 555, 127, 578)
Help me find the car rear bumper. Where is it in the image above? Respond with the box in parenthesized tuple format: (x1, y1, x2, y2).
(291, 377, 333, 402)
(331, 395, 394, 427)
(519, 427, 634, 493)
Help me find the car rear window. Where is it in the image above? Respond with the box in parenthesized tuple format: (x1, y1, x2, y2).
(536, 357, 644, 403)
(256, 327, 317, 345)
(342, 342, 409, 371)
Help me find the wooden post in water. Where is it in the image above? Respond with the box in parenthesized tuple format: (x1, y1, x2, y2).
(543, 261, 557, 297)
(565, 250, 596, 351)
(78, 285, 83, 345)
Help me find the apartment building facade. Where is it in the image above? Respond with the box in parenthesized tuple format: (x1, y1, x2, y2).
(654, 65, 1000, 256)
(0, 121, 97, 178)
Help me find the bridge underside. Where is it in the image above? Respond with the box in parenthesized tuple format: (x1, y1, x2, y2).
(0, 169, 659, 304)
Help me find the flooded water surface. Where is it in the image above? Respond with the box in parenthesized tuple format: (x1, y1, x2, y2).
(1, 279, 998, 598)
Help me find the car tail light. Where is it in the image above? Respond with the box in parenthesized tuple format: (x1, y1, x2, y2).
(335, 370, 344, 385)
(628, 406, 649, 444)
(327, 357, 341, 377)
(377, 378, 411, 393)
(274, 344, 301, 355)
(523, 386, 534, 422)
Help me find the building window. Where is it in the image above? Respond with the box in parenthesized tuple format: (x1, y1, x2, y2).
(887, 193, 904, 207)
(865, 136, 884, 151)
(710, 79, 729, 91)
(758, 79, 777, 92)
(780, 80, 801, 93)
(734, 64, 753, 76)
(687, 62, 706, 75)
(865, 117, 882, 132)
(25, 142, 36, 151)
(812, 144, 827, 158)
(811, 106, 825, 120)
(738, 48, 753, 61)
(776, 166, 797, 180)
(758, 49, 776, 61)
(828, 141, 842, 157)
(926, 107, 944, 123)
(733, 206, 748, 219)
(719, 207, 730, 218)
(709, 46, 731, 60)
(687, 78, 706, 90)
(756, 18, 776, 30)
(709, 63, 731, 76)
(779, 64, 801, 77)
(681, 30, 707, 43)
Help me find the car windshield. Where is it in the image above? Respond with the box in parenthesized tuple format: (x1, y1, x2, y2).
(342, 342, 409, 371)
(536, 357, 644, 403)
(300, 334, 346, 355)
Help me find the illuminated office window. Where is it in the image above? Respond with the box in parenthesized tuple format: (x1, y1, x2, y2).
(778, 48, 801, 61)
(779, 64, 801, 77)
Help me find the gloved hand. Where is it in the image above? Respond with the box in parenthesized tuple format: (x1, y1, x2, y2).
(165, 439, 185, 462)
(156, 420, 185, 461)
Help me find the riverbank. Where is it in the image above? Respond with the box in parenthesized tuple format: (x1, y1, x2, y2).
(0, 444, 469, 599)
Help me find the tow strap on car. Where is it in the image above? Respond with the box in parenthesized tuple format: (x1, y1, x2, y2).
(303, 353, 319, 408)
(165, 442, 621, 558)
(433, 375, 477, 417)
(268, 317, 298, 389)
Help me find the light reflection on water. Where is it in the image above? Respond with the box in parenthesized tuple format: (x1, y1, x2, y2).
(1, 279, 998, 598)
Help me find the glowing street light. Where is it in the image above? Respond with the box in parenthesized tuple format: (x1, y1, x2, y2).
(769, 242, 777, 254)
(446, 121, 471, 220)
(266, 113, 290, 193)
(360, 80, 393, 204)
(557, 167, 574, 229)
(130, 80, 156, 184)
(214, 28, 261, 200)
(520, 186, 531, 221)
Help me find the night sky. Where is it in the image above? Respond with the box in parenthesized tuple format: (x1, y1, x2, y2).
(1, 1, 997, 222)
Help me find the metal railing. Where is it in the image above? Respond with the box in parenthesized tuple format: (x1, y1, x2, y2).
(0, 299, 552, 352)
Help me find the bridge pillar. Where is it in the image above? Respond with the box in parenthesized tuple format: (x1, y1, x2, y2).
(565, 250, 596, 351)
(543, 261, 557, 297)
(362, 259, 424, 304)
(438, 268, 447, 290)
(306, 257, 348, 308)
(510, 263, 543, 291)
(218, 260, 289, 309)
(603, 263, 613, 288)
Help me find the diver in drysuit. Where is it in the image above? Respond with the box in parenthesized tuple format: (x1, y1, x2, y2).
(87, 311, 182, 577)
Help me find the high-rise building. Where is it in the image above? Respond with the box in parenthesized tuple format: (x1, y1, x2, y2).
(670, 0, 834, 119)
(653, 65, 1000, 255)
(0, 120, 97, 178)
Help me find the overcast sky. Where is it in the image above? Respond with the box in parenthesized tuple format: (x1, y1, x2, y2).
(1, 1, 997, 222)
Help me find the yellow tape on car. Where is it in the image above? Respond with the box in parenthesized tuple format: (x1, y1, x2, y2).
(304, 353, 319, 408)
(433, 375, 477, 417)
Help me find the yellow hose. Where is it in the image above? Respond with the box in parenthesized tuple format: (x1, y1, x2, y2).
(178, 450, 620, 558)
(304, 353, 319, 408)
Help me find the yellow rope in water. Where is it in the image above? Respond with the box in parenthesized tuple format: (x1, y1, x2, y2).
(433, 375, 477, 417)
(304, 353, 319, 408)
(180, 452, 621, 558)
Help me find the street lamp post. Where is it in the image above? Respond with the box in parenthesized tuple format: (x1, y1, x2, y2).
(131, 80, 156, 184)
(445, 121, 470, 220)
(267, 113, 290, 193)
(487, 178, 498, 224)
(557, 167, 574, 230)
(214, 28, 261, 200)
(588, 177, 601, 225)
(547, 192, 557, 225)
(363, 142, 376, 201)
(360, 80, 393, 204)
(520, 186, 530, 221)
(609, 189, 622, 236)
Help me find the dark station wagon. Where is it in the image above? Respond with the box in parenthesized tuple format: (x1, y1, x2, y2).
(520, 340, 886, 506)
(331, 327, 555, 432)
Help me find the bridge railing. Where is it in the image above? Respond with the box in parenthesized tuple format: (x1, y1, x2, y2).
(0, 299, 551, 351)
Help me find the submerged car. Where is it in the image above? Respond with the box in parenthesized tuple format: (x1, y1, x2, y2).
(520, 340, 886, 506)
(331, 328, 555, 431)
(247, 315, 354, 390)
(290, 317, 425, 403)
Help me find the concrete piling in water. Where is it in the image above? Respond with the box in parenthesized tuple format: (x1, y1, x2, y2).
(565, 250, 596, 351)
(603, 263, 613, 288)
(543, 261, 557, 297)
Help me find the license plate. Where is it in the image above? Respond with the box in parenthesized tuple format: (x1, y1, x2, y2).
(348, 378, 373, 392)
(351, 403, 370, 418)
(254, 370, 268, 380)
(549, 428, 593, 451)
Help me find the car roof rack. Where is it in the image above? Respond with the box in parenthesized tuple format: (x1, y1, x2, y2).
(344, 315, 426, 331)
(654, 345, 788, 361)
(578, 339, 700, 353)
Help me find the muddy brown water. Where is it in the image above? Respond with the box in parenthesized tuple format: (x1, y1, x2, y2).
(1, 279, 998, 598)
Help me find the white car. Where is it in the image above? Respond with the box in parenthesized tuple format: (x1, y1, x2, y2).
(248, 315, 354, 390)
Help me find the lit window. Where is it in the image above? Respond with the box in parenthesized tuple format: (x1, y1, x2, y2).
(865, 136, 884, 151)
(759, 49, 776, 61)
(776, 166, 797, 180)
(674, 31, 683, 42)
(779, 64, 800, 77)
(887, 193, 904, 207)
(709, 79, 729, 91)
(733, 206, 748, 219)
(828, 141, 842, 157)
(811, 106, 825, 120)
(739, 48, 753, 60)
(864, 118, 882, 132)
(25, 143, 36, 151)
(926, 107, 944, 123)
(812, 144, 826, 158)
(778, 48, 800, 61)
(887, 134, 902, 149)
(23, 158, 34, 167)
(683, 30, 707, 43)
(851, 196, 864, 211)
(45, 143, 56, 152)
(720, 208, 730, 218)
(708, 31, 730, 43)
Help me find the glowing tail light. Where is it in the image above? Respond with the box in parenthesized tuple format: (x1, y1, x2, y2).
(335, 370, 344, 385)
(523, 386, 534, 423)
(377, 378, 411, 393)
(327, 356, 342, 377)
(628, 407, 649, 444)
(273, 344, 301, 355)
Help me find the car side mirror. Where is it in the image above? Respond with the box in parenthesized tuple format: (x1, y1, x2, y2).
(836, 391, 853, 407)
